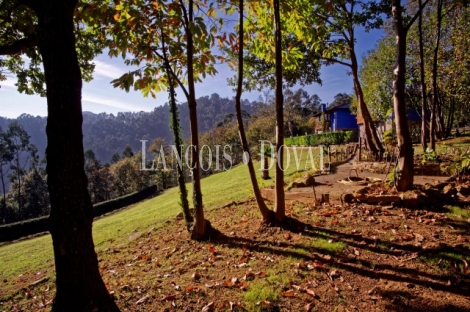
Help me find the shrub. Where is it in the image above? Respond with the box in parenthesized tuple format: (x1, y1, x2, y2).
(284, 131, 354, 147)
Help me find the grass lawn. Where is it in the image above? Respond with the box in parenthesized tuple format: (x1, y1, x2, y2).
(0, 146, 324, 294)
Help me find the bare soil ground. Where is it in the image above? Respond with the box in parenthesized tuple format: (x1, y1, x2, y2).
(1, 196, 469, 311)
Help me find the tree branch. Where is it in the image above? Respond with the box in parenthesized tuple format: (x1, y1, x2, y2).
(320, 57, 352, 68)
(404, 0, 431, 32)
(0, 35, 36, 55)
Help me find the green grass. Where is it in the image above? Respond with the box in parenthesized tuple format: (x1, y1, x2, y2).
(414, 136, 470, 155)
(445, 206, 470, 220)
(0, 148, 324, 289)
(308, 232, 346, 255)
(245, 279, 279, 311)
(419, 249, 470, 273)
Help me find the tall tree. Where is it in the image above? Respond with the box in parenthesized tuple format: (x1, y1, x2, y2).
(418, 0, 428, 150)
(91, 0, 221, 238)
(0, 127, 13, 224)
(308, 0, 386, 159)
(5, 122, 36, 218)
(234, 0, 274, 223)
(273, 0, 285, 221)
(0, 0, 120, 310)
(391, 0, 429, 191)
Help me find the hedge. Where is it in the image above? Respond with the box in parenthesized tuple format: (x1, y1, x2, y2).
(284, 131, 353, 147)
(0, 185, 157, 242)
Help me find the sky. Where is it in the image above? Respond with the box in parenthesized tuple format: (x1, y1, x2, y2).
(0, 28, 384, 119)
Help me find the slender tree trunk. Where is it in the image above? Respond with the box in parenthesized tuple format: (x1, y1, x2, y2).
(273, 0, 285, 221)
(351, 58, 383, 159)
(348, 24, 384, 160)
(418, 0, 428, 151)
(235, 0, 273, 223)
(392, 0, 414, 191)
(430, 0, 443, 150)
(183, 0, 207, 239)
(36, 1, 120, 310)
(161, 32, 193, 227)
(445, 96, 455, 138)
(0, 167, 6, 224)
(15, 155, 22, 216)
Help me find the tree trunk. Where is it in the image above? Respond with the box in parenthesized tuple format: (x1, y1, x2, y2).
(161, 31, 193, 227)
(348, 24, 384, 160)
(351, 58, 383, 160)
(184, 0, 207, 239)
(445, 96, 455, 138)
(35, 0, 119, 311)
(273, 0, 285, 221)
(235, 0, 273, 223)
(392, 0, 414, 191)
(418, 0, 428, 151)
(430, 0, 443, 150)
(0, 167, 7, 224)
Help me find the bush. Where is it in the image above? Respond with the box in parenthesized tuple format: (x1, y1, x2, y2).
(0, 185, 158, 242)
(284, 131, 354, 147)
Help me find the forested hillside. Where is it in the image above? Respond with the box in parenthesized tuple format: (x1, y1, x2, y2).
(0, 93, 253, 163)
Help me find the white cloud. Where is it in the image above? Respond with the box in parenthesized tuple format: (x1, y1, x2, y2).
(0, 77, 18, 89)
(82, 93, 138, 111)
(93, 60, 125, 80)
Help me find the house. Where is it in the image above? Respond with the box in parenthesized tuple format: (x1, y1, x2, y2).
(357, 108, 423, 143)
(312, 103, 359, 138)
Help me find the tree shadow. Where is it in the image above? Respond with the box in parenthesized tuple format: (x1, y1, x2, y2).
(208, 216, 470, 301)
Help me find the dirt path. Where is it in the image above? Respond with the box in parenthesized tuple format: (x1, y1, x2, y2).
(263, 159, 450, 204)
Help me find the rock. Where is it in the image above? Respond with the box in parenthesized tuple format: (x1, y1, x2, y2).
(291, 173, 316, 188)
(355, 187, 369, 194)
(456, 184, 470, 196)
(175, 212, 184, 220)
(129, 232, 142, 241)
(342, 193, 354, 203)
(434, 182, 450, 191)
(442, 184, 456, 195)
(400, 191, 427, 208)
(366, 195, 401, 204)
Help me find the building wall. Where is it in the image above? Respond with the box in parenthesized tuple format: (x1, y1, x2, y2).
(332, 108, 358, 131)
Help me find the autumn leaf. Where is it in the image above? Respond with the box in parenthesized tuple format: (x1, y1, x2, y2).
(256, 300, 271, 306)
(305, 302, 315, 311)
(280, 290, 298, 297)
(304, 288, 319, 298)
(202, 302, 215, 312)
(161, 294, 177, 301)
(208, 244, 216, 255)
(136, 295, 149, 305)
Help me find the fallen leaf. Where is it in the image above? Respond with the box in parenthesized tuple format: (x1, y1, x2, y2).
(161, 294, 177, 301)
(305, 302, 315, 312)
(256, 300, 271, 306)
(402, 233, 414, 241)
(229, 301, 247, 311)
(186, 285, 202, 293)
(280, 290, 298, 297)
(192, 271, 201, 280)
(202, 302, 215, 312)
(414, 233, 425, 243)
(304, 288, 318, 298)
(208, 244, 216, 255)
(136, 295, 149, 305)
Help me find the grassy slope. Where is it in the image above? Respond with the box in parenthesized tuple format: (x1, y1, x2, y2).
(0, 147, 321, 283)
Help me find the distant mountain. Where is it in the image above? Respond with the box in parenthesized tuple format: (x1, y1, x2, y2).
(0, 93, 253, 163)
